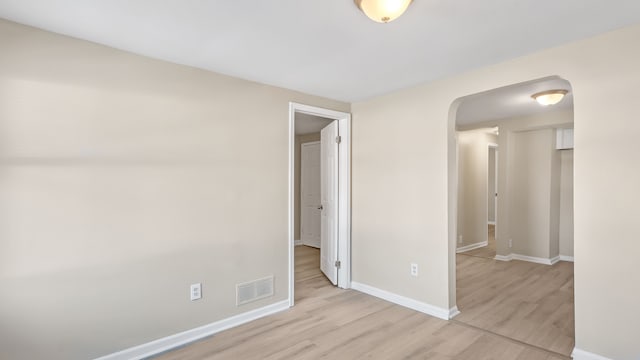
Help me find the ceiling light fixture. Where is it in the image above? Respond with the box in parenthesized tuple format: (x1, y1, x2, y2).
(354, 0, 413, 23)
(531, 90, 568, 106)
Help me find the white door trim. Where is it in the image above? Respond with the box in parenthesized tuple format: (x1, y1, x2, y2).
(488, 143, 498, 227)
(288, 102, 351, 307)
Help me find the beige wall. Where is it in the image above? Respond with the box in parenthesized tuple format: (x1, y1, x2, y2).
(294, 133, 321, 240)
(0, 19, 349, 360)
(549, 129, 562, 259)
(509, 128, 556, 259)
(488, 110, 573, 259)
(457, 130, 497, 248)
(559, 150, 574, 257)
(352, 24, 640, 359)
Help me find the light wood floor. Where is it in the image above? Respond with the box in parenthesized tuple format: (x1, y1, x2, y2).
(461, 225, 496, 259)
(456, 253, 575, 356)
(153, 245, 571, 359)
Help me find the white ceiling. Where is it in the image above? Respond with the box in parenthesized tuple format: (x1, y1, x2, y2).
(295, 113, 333, 135)
(456, 76, 573, 126)
(1, 1, 640, 102)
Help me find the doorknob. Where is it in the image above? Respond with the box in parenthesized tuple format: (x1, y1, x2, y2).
(318, 205, 323, 210)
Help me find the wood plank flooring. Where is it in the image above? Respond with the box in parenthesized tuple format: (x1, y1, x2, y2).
(152, 246, 571, 360)
(455, 254, 574, 356)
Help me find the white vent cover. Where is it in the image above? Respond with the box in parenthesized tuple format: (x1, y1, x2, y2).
(236, 275, 274, 306)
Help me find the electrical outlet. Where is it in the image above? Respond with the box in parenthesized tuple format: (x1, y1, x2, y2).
(508, 239, 513, 248)
(410, 263, 418, 277)
(190, 283, 202, 301)
(458, 235, 463, 244)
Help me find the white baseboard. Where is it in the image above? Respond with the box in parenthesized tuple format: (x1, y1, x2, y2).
(493, 253, 559, 265)
(547, 255, 561, 265)
(449, 306, 460, 319)
(494, 254, 513, 262)
(456, 241, 488, 253)
(487, 221, 496, 225)
(351, 281, 451, 320)
(571, 348, 612, 360)
(560, 255, 574, 262)
(294, 239, 303, 246)
(94, 300, 290, 360)
(512, 254, 559, 265)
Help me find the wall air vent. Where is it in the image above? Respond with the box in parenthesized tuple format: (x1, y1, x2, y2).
(236, 275, 274, 306)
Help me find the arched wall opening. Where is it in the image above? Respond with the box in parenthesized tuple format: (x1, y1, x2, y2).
(447, 75, 575, 355)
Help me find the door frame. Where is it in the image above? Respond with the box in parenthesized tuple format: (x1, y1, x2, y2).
(300, 140, 321, 248)
(488, 143, 498, 227)
(288, 102, 351, 307)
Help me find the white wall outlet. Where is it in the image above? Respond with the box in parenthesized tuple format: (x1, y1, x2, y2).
(458, 235, 463, 244)
(190, 283, 202, 301)
(410, 263, 418, 277)
(508, 239, 513, 248)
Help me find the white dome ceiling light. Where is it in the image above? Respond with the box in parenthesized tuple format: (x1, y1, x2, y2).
(354, 0, 413, 23)
(532, 90, 569, 106)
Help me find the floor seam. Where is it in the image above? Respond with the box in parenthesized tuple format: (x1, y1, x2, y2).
(450, 319, 572, 359)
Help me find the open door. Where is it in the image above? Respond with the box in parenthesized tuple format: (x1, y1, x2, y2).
(320, 120, 339, 285)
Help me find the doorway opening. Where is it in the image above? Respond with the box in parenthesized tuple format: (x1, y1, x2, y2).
(455, 128, 499, 260)
(288, 102, 351, 307)
(450, 76, 575, 356)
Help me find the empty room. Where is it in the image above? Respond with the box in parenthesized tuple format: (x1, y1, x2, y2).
(1, 1, 639, 360)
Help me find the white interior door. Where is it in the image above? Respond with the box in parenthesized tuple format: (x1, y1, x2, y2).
(301, 142, 321, 248)
(320, 121, 339, 285)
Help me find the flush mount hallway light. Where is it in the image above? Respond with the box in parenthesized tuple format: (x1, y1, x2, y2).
(531, 89, 569, 106)
(354, 0, 413, 23)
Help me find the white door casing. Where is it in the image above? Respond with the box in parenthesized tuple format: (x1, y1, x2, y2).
(495, 149, 499, 232)
(301, 142, 321, 248)
(320, 121, 339, 285)
(288, 102, 351, 307)
(488, 145, 498, 224)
